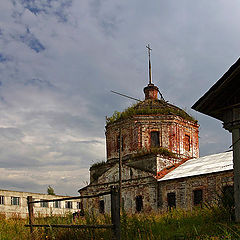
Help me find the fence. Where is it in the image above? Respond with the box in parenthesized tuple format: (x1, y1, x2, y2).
(25, 187, 120, 240)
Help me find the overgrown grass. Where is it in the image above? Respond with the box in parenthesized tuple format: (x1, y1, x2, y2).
(90, 160, 107, 169)
(106, 102, 197, 126)
(2, 206, 240, 240)
(132, 147, 176, 159)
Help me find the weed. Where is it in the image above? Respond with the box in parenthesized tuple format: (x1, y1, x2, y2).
(1, 207, 240, 239)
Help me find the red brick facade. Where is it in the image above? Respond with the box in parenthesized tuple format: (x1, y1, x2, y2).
(106, 115, 199, 163)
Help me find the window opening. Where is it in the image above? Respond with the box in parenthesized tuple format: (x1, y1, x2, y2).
(65, 201, 72, 209)
(0, 196, 4, 205)
(136, 195, 143, 212)
(167, 192, 176, 209)
(40, 200, 48, 208)
(193, 189, 203, 206)
(54, 201, 61, 208)
(77, 202, 81, 209)
(222, 185, 234, 209)
(151, 131, 160, 148)
(11, 197, 20, 206)
(184, 134, 191, 151)
(130, 168, 133, 179)
(99, 200, 105, 214)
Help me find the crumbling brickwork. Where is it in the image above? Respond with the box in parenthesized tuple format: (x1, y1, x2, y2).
(158, 170, 233, 210)
(80, 82, 202, 214)
(80, 164, 157, 214)
(106, 115, 199, 162)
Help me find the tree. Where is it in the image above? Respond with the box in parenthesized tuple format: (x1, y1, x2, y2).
(47, 185, 55, 195)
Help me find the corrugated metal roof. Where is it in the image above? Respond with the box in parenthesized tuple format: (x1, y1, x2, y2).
(158, 151, 233, 182)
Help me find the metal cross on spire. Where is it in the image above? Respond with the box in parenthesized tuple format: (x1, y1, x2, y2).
(146, 44, 152, 84)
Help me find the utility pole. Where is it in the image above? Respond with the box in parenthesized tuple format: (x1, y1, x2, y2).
(119, 128, 122, 211)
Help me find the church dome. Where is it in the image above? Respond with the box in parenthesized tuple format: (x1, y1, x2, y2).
(106, 97, 197, 126)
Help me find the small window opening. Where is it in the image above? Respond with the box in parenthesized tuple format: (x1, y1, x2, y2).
(184, 134, 191, 151)
(11, 197, 20, 206)
(99, 200, 105, 214)
(65, 201, 73, 209)
(151, 131, 160, 148)
(54, 201, 61, 208)
(167, 192, 176, 209)
(130, 168, 133, 179)
(222, 185, 234, 209)
(77, 202, 81, 209)
(40, 200, 48, 208)
(136, 195, 143, 212)
(0, 196, 4, 205)
(193, 189, 203, 206)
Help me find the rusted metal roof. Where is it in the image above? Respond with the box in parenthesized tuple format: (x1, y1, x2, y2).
(158, 151, 233, 181)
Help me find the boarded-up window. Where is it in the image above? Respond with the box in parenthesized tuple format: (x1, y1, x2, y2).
(151, 131, 160, 148)
(99, 200, 104, 214)
(193, 189, 203, 205)
(167, 192, 176, 209)
(136, 195, 143, 212)
(184, 134, 191, 151)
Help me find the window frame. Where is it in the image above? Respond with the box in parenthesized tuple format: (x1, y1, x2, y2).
(150, 131, 160, 148)
(40, 200, 48, 208)
(99, 200, 105, 214)
(65, 201, 73, 209)
(54, 201, 61, 208)
(0, 195, 4, 205)
(184, 134, 191, 151)
(11, 196, 20, 206)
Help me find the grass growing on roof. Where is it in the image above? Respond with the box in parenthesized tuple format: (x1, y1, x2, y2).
(132, 147, 176, 158)
(90, 160, 107, 169)
(106, 102, 197, 126)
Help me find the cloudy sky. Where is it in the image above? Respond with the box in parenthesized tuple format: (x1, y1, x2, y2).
(0, 0, 239, 195)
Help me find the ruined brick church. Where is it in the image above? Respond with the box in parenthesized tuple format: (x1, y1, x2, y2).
(79, 51, 234, 213)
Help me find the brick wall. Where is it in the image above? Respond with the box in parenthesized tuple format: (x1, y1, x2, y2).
(105, 115, 199, 161)
(158, 170, 233, 210)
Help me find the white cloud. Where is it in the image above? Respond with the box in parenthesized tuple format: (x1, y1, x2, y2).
(0, 0, 239, 195)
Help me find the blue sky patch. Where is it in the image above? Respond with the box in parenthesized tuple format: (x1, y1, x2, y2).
(20, 28, 45, 53)
(0, 54, 8, 62)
